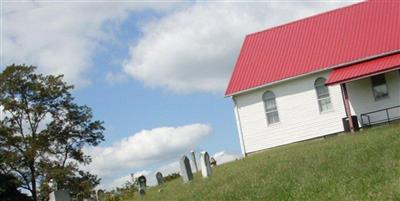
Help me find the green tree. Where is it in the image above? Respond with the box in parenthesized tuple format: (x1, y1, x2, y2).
(0, 170, 32, 201)
(0, 64, 105, 201)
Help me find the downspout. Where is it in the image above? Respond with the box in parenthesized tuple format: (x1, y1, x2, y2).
(398, 70, 400, 107)
(233, 97, 247, 157)
(398, 70, 400, 117)
(340, 83, 355, 132)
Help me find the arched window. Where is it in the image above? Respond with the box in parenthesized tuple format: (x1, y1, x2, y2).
(315, 78, 332, 112)
(263, 91, 280, 124)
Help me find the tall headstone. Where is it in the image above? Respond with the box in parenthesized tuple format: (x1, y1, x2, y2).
(96, 189, 105, 201)
(48, 179, 71, 201)
(137, 175, 147, 197)
(49, 190, 71, 201)
(155, 172, 164, 185)
(190, 150, 199, 172)
(179, 155, 193, 183)
(200, 151, 212, 178)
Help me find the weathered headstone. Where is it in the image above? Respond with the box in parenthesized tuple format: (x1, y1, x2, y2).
(155, 172, 164, 185)
(200, 151, 212, 178)
(179, 155, 193, 183)
(190, 150, 199, 172)
(96, 189, 105, 201)
(48, 179, 58, 191)
(210, 157, 217, 167)
(49, 190, 71, 201)
(137, 175, 147, 196)
(48, 179, 70, 201)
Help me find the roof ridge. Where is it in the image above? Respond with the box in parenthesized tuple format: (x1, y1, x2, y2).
(247, 1, 366, 38)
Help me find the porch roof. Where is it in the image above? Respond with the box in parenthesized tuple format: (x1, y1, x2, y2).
(326, 53, 400, 86)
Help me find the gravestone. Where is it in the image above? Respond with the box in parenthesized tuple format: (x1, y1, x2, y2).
(48, 179, 58, 191)
(137, 175, 147, 196)
(210, 157, 217, 167)
(200, 151, 212, 178)
(96, 189, 105, 201)
(179, 155, 193, 183)
(48, 179, 71, 201)
(155, 172, 164, 185)
(49, 190, 71, 201)
(190, 150, 199, 172)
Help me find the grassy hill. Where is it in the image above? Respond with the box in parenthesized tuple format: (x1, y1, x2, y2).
(122, 123, 400, 201)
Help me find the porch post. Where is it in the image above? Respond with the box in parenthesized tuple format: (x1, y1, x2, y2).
(340, 83, 354, 133)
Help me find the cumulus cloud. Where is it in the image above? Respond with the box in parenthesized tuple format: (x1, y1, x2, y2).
(84, 123, 212, 177)
(1, 1, 178, 87)
(123, 1, 357, 93)
(157, 161, 181, 176)
(2, 1, 356, 91)
(2, 2, 121, 86)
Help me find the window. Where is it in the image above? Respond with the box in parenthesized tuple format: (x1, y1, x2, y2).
(371, 74, 389, 101)
(263, 91, 280, 124)
(315, 77, 333, 112)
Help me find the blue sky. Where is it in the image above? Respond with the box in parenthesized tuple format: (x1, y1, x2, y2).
(72, 10, 239, 151)
(1, 0, 355, 189)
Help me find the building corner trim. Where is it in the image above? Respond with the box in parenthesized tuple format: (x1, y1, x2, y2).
(233, 97, 247, 157)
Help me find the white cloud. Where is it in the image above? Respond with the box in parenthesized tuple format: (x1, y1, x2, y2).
(1, 1, 178, 87)
(84, 123, 212, 177)
(2, 2, 121, 86)
(2, 1, 357, 91)
(123, 1, 358, 93)
(157, 161, 181, 176)
(212, 151, 241, 165)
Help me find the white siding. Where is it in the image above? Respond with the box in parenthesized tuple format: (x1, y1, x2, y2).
(234, 71, 347, 154)
(233, 98, 246, 156)
(347, 70, 400, 125)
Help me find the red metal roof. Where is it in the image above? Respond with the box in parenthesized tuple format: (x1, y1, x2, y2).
(225, 0, 400, 96)
(326, 53, 400, 85)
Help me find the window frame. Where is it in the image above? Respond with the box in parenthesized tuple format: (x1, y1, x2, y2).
(314, 77, 333, 113)
(262, 91, 280, 125)
(371, 74, 389, 101)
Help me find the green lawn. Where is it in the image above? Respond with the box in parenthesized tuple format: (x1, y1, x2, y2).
(125, 123, 400, 201)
